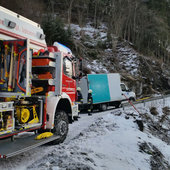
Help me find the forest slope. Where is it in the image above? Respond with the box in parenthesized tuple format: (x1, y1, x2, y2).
(0, 0, 170, 96)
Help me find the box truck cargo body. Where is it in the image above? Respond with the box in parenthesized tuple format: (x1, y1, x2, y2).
(78, 73, 136, 111)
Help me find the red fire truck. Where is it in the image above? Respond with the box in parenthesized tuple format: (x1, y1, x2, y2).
(0, 6, 79, 158)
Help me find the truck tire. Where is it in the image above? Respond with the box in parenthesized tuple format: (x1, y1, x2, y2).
(115, 102, 121, 108)
(51, 110, 69, 145)
(100, 104, 107, 111)
(129, 97, 135, 102)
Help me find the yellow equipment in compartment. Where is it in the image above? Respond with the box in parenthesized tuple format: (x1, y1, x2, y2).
(0, 112, 4, 131)
(16, 105, 39, 124)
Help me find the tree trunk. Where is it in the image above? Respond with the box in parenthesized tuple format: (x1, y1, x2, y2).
(68, 0, 74, 26)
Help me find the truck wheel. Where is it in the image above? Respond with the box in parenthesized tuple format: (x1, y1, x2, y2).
(129, 97, 135, 102)
(115, 102, 121, 108)
(100, 104, 107, 111)
(51, 110, 69, 145)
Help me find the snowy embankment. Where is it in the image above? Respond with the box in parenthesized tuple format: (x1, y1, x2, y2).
(0, 97, 170, 170)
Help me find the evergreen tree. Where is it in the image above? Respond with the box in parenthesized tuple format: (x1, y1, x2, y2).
(42, 15, 73, 48)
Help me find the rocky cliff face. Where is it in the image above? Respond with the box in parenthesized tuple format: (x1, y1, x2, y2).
(69, 23, 170, 97)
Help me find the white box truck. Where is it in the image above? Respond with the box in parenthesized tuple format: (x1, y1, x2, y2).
(77, 73, 136, 111)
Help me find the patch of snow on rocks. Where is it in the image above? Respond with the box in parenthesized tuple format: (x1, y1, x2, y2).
(117, 45, 140, 76)
(87, 60, 109, 73)
(70, 23, 107, 43)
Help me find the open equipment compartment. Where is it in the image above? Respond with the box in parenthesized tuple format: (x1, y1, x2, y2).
(0, 102, 14, 135)
(32, 53, 56, 96)
(0, 39, 32, 96)
(0, 39, 44, 139)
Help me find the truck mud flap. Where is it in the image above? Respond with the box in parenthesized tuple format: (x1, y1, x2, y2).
(0, 134, 60, 159)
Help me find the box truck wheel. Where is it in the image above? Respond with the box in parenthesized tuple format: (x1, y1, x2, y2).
(129, 97, 135, 102)
(115, 102, 121, 108)
(51, 110, 69, 144)
(100, 104, 107, 111)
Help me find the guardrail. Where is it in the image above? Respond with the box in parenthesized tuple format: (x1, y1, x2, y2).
(122, 94, 170, 109)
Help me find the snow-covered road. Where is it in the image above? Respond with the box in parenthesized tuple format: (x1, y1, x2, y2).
(0, 97, 170, 170)
(0, 111, 109, 170)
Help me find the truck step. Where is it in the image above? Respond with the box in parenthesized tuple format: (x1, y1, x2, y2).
(0, 133, 60, 158)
